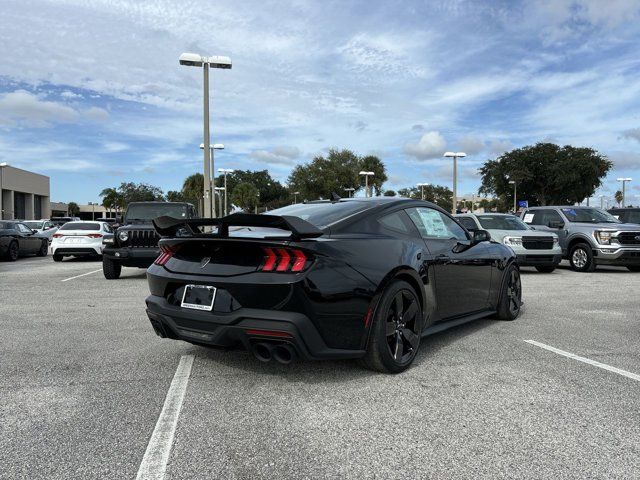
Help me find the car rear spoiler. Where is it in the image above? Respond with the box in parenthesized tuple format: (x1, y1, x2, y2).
(152, 213, 324, 240)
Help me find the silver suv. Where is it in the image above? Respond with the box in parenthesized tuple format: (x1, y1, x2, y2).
(520, 206, 640, 272)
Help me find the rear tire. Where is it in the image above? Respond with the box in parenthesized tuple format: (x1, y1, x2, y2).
(103, 257, 121, 279)
(535, 265, 555, 273)
(496, 263, 522, 321)
(569, 243, 596, 272)
(627, 266, 640, 272)
(37, 240, 48, 257)
(360, 280, 423, 374)
(7, 241, 19, 261)
(53, 254, 63, 262)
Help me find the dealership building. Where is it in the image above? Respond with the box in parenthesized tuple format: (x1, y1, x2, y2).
(0, 164, 51, 220)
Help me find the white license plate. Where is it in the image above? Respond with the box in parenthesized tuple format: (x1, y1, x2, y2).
(67, 238, 83, 244)
(180, 285, 217, 311)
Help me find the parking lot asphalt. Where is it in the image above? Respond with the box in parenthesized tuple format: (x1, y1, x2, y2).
(1, 257, 639, 479)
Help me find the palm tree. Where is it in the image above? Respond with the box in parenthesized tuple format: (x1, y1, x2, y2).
(614, 190, 624, 207)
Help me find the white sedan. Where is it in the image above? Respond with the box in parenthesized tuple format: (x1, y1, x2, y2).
(51, 221, 113, 262)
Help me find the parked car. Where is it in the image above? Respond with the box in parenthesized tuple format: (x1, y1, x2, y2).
(0, 221, 49, 261)
(22, 220, 58, 243)
(50, 221, 113, 262)
(102, 201, 198, 279)
(455, 213, 561, 272)
(50, 216, 80, 227)
(609, 208, 640, 224)
(520, 206, 640, 272)
(96, 217, 122, 229)
(145, 198, 522, 373)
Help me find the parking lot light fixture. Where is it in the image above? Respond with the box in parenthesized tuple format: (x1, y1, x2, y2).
(508, 180, 517, 212)
(0, 162, 7, 220)
(293, 191, 300, 203)
(344, 187, 355, 198)
(182, 52, 231, 218)
(417, 182, 429, 200)
(444, 152, 466, 214)
(217, 167, 233, 216)
(616, 177, 632, 207)
(359, 171, 375, 197)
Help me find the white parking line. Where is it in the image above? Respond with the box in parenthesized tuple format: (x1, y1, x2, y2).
(60, 269, 102, 282)
(525, 340, 640, 382)
(136, 355, 195, 480)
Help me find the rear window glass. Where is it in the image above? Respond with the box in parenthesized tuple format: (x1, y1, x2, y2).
(477, 215, 528, 231)
(0, 222, 13, 229)
(59, 222, 100, 231)
(268, 201, 372, 228)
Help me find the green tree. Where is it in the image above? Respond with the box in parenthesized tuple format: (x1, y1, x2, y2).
(166, 190, 187, 202)
(99, 187, 122, 213)
(216, 170, 287, 210)
(181, 173, 204, 204)
(117, 182, 164, 203)
(231, 182, 259, 212)
(67, 202, 80, 216)
(287, 149, 388, 201)
(383, 190, 396, 196)
(479, 143, 612, 206)
(614, 190, 624, 206)
(397, 184, 453, 212)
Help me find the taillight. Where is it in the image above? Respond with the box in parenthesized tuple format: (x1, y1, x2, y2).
(261, 247, 309, 272)
(52, 234, 63, 238)
(87, 233, 103, 238)
(155, 244, 180, 266)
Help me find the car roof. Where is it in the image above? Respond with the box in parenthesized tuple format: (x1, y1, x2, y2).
(525, 205, 595, 209)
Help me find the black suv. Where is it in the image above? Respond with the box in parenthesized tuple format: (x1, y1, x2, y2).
(609, 208, 640, 224)
(102, 201, 197, 279)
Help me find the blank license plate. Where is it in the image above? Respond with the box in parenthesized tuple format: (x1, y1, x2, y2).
(181, 285, 216, 311)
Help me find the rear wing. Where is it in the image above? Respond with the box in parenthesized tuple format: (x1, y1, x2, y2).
(152, 213, 324, 240)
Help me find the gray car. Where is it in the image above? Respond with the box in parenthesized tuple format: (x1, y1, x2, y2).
(456, 213, 562, 272)
(520, 206, 640, 272)
(22, 219, 58, 243)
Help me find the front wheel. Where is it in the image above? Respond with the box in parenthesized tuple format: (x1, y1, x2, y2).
(535, 265, 556, 273)
(627, 266, 640, 272)
(360, 280, 423, 374)
(103, 257, 121, 279)
(496, 263, 522, 321)
(569, 243, 596, 272)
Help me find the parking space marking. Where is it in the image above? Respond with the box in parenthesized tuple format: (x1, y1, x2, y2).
(525, 340, 640, 382)
(60, 269, 102, 282)
(136, 355, 195, 480)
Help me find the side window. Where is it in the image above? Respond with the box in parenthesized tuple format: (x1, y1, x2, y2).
(407, 208, 467, 241)
(378, 211, 415, 235)
(529, 209, 562, 226)
(458, 217, 478, 231)
(17, 223, 31, 233)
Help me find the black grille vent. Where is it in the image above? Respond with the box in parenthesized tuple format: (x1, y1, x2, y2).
(617, 232, 640, 245)
(129, 229, 160, 248)
(522, 236, 554, 250)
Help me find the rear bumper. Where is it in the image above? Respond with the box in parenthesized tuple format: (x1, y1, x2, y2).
(516, 254, 562, 267)
(103, 246, 158, 267)
(51, 244, 102, 256)
(145, 294, 365, 361)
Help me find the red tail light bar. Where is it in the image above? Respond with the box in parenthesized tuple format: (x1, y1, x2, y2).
(52, 233, 103, 238)
(261, 247, 309, 272)
(155, 244, 180, 266)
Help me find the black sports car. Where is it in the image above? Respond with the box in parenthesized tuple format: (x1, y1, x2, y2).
(0, 221, 49, 261)
(145, 198, 522, 373)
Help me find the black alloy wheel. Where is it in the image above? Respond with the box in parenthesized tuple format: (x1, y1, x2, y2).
(37, 240, 48, 257)
(497, 264, 522, 320)
(8, 241, 19, 261)
(361, 280, 422, 373)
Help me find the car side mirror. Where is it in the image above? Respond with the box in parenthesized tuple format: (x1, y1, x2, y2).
(548, 220, 565, 229)
(473, 229, 491, 244)
(32, 229, 38, 233)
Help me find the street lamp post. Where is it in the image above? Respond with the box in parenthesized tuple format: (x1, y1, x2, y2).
(180, 53, 231, 218)
(0, 162, 7, 220)
(508, 180, 517, 213)
(616, 177, 632, 207)
(201, 143, 225, 216)
(293, 191, 300, 204)
(217, 166, 232, 216)
(359, 171, 374, 197)
(417, 182, 429, 200)
(444, 152, 466, 214)
(214, 187, 225, 216)
(344, 188, 355, 198)
(255, 192, 260, 214)
(89, 202, 96, 220)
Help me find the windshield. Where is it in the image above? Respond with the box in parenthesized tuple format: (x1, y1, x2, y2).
(268, 201, 373, 228)
(23, 221, 43, 229)
(59, 222, 100, 231)
(561, 208, 620, 223)
(477, 215, 529, 231)
(125, 203, 188, 222)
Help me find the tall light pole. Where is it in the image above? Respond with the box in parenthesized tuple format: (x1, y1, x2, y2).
(417, 182, 429, 200)
(444, 152, 466, 214)
(293, 191, 300, 204)
(255, 192, 260, 214)
(180, 53, 231, 218)
(200, 143, 225, 216)
(214, 187, 225, 216)
(359, 171, 374, 197)
(0, 162, 7, 220)
(508, 180, 517, 212)
(616, 177, 632, 207)
(344, 187, 355, 198)
(599, 195, 605, 209)
(217, 167, 233, 216)
(88, 202, 96, 220)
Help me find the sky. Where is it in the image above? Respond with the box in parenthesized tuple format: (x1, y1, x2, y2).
(1, 0, 640, 206)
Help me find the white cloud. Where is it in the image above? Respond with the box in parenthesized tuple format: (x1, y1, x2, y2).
(488, 139, 513, 156)
(403, 131, 446, 160)
(622, 128, 640, 143)
(249, 146, 301, 165)
(0, 90, 80, 127)
(456, 135, 484, 155)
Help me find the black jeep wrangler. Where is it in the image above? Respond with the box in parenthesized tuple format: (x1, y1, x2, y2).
(102, 201, 197, 279)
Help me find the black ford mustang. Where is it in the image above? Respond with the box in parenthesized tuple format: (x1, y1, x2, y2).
(145, 198, 521, 373)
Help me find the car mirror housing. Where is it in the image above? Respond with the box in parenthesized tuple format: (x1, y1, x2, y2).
(473, 229, 491, 244)
(548, 220, 565, 229)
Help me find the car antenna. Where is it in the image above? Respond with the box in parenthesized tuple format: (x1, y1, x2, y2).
(330, 191, 341, 202)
